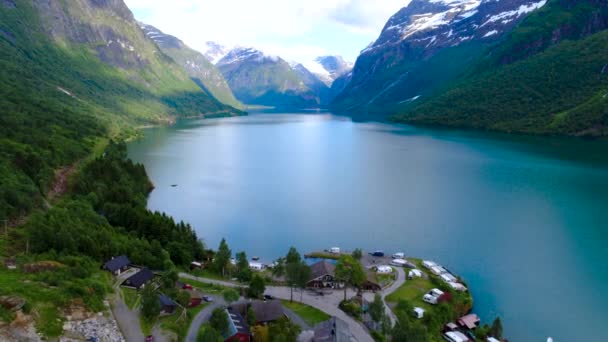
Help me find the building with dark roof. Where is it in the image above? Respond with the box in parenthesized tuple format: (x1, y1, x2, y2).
(159, 294, 177, 314)
(103, 255, 130, 275)
(229, 300, 286, 325)
(307, 261, 340, 289)
(313, 317, 352, 342)
(122, 268, 154, 290)
(361, 269, 382, 292)
(225, 309, 251, 342)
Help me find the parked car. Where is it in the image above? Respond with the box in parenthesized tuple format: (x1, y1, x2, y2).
(263, 294, 274, 300)
(145, 336, 154, 342)
(203, 295, 214, 302)
(182, 283, 193, 290)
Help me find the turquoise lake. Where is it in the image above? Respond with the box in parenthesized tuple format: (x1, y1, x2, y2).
(128, 112, 608, 341)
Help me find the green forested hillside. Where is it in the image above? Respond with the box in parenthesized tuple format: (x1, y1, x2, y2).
(0, 1, 239, 221)
(395, 0, 608, 136)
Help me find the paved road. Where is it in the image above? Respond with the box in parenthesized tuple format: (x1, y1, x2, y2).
(180, 273, 373, 342)
(185, 298, 225, 342)
(110, 269, 145, 342)
(363, 267, 406, 325)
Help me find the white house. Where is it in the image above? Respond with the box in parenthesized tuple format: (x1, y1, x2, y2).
(330, 247, 340, 254)
(375, 265, 393, 274)
(422, 260, 436, 269)
(408, 269, 423, 279)
(413, 307, 425, 319)
(249, 262, 264, 271)
(390, 259, 408, 267)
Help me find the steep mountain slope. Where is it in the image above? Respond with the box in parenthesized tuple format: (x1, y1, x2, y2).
(331, 0, 548, 115)
(217, 47, 319, 108)
(140, 23, 244, 109)
(292, 63, 331, 105)
(0, 0, 239, 220)
(396, 0, 608, 136)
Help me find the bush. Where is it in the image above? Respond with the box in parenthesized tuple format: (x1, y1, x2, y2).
(339, 299, 361, 319)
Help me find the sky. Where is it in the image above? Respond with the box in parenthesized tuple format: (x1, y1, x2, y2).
(124, 0, 410, 64)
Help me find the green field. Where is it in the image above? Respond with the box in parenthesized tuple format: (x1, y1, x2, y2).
(281, 300, 330, 326)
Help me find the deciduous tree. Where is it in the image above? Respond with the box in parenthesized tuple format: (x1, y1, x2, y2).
(335, 255, 366, 301)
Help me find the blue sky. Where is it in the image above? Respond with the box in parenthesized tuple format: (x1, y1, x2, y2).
(124, 0, 409, 63)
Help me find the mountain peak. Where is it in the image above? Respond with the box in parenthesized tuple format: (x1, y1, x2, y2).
(366, 0, 547, 54)
(202, 41, 229, 64)
(217, 47, 280, 66)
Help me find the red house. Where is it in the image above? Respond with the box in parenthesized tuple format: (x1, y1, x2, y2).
(224, 309, 251, 342)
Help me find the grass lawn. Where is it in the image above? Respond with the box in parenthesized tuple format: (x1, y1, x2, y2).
(385, 277, 434, 309)
(189, 269, 228, 281)
(160, 304, 207, 340)
(179, 277, 231, 294)
(281, 300, 330, 326)
(122, 287, 139, 310)
(305, 252, 341, 260)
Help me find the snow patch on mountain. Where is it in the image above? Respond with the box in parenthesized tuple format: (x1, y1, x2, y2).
(201, 41, 230, 64)
(481, 0, 547, 27)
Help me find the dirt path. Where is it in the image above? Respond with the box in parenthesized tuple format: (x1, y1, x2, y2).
(47, 163, 79, 201)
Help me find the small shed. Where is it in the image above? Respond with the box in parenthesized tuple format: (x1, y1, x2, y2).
(413, 307, 425, 319)
(122, 268, 154, 290)
(190, 261, 203, 270)
(159, 294, 177, 314)
(458, 313, 480, 330)
(103, 255, 130, 275)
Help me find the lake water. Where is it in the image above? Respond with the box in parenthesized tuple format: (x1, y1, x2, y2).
(128, 112, 608, 341)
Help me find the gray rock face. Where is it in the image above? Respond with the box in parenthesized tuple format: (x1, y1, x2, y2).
(62, 313, 125, 342)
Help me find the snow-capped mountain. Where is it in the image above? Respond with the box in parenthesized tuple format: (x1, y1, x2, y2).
(217, 47, 319, 108)
(367, 0, 547, 54)
(332, 0, 548, 114)
(202, 41, 230, 64)
(301, 56, 353, 87)
(140, 24, 243, 109)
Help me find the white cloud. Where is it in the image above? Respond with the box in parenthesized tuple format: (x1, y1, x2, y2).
(124, 0, 409, 62)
